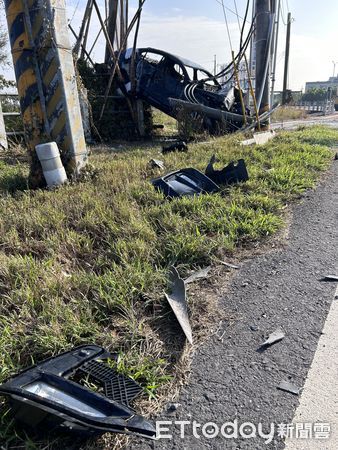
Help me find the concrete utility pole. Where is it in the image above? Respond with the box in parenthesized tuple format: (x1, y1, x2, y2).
(282, 12, 292, 105)
(255, 0, 272, 123)
(105, 0, 129, 64)
(4, 0, 88, 187)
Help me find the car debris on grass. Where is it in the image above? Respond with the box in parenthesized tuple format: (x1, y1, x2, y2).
(205, 155, 249, 185)
(162, 140, 188, 154)
(152, 167, 219, 198)
(165, 266, 193, 344)
(0, 345, 155, 439)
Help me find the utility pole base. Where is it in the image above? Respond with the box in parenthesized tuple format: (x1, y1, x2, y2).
(4, 0, 88, 187)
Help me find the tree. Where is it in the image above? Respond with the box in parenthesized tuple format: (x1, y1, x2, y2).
(0, 28, 6, 66)
(0, 14, 15, 90)
(0, 0, 8, 64)
(301, 88, 327, 102)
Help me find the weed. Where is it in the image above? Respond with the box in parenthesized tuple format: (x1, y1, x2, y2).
(0, 125, 335, 448)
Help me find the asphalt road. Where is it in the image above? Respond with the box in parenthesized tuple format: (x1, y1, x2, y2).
(272, 112, 338, 130)
(130, 159, 338, 449)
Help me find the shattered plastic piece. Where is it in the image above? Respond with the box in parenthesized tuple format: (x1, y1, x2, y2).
(78, 359, 142, 406)
(0, 345, 155, 439)
(152, 168, 219, 198)
(259, 328, 285, 349)
(149, 159, 165, 170)
(219, 261, 239, 269)
(277, 381, 301, 395)
(320, 275, 338, 282)
(205, 155, 249, 185)
(162, 140, 188, 154)
(184, 266, 212, 284)
(165, 266, 193, 344)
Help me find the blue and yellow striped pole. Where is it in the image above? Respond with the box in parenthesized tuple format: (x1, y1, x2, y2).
(4, 0, 88, 187)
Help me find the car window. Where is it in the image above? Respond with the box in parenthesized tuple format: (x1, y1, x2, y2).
(185, 66, 194, 81)
(141, 52, 164, 65)
(174, 64, 185, 79)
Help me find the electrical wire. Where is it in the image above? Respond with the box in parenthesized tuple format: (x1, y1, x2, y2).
(69, 0, 81, 25)
(239, 0, 251, 48)
(213, 20, 255, 80)
(233, 0, 242, 34)
(221, 0, 233, 53)
(214, 0, 252, 85)
(214, 0, 251, 24)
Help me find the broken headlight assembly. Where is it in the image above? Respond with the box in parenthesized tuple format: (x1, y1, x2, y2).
(152, 167, 220, 198)
(0, 345, 155, 439)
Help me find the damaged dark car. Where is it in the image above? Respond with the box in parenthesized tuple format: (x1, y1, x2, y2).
(119, 47, 250, 131)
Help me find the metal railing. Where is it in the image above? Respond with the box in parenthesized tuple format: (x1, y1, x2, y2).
(294, 100, 335, 115)
(0, 94, 24, 141)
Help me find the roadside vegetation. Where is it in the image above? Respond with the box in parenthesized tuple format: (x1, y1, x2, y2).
(0, 125, 337, 448)
(271, 106, 308, 122)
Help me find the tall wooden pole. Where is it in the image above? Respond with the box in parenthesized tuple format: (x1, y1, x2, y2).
(282, 12, 292, 105)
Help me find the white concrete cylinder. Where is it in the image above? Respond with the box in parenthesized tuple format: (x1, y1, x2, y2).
(35, 142, 68, 187)
(0, 101, 8, 150)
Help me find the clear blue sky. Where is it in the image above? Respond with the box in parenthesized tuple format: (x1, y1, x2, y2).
(126, 0, 338, 90)
(2, 0, 338, 90)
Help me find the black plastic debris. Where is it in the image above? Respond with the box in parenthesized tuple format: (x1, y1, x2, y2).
(277, 381, 301, 396)
(148, 159, 165, 170)
(78, 359, 142, 407)
(320, 274, 338, 282)
(162, 140, 188, 154)
(0, 345, 155, 439)
(205, 155, 249, 185)
(152, 168, 219, 198)
(259, 328, 285, 350)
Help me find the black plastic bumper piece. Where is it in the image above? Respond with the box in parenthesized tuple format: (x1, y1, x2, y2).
(0, 345, 155, 439)
(205, 158, 249, 185)
(152, 167, 220, 198)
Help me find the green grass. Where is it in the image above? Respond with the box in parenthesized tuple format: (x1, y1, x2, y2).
(0, 125, 336, 448)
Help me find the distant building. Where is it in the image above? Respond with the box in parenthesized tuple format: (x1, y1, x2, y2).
(305, 76, 338, 92)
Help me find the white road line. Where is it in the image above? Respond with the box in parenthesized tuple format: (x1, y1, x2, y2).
(284, 285, 338, 450)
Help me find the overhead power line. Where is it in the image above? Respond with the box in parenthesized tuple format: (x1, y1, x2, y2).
(221, 0, 234, 52)
(214, 0, 251, 24)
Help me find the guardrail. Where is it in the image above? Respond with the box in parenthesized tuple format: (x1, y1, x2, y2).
(0, 94, 24, 142)
(294, 100, 335, 115)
